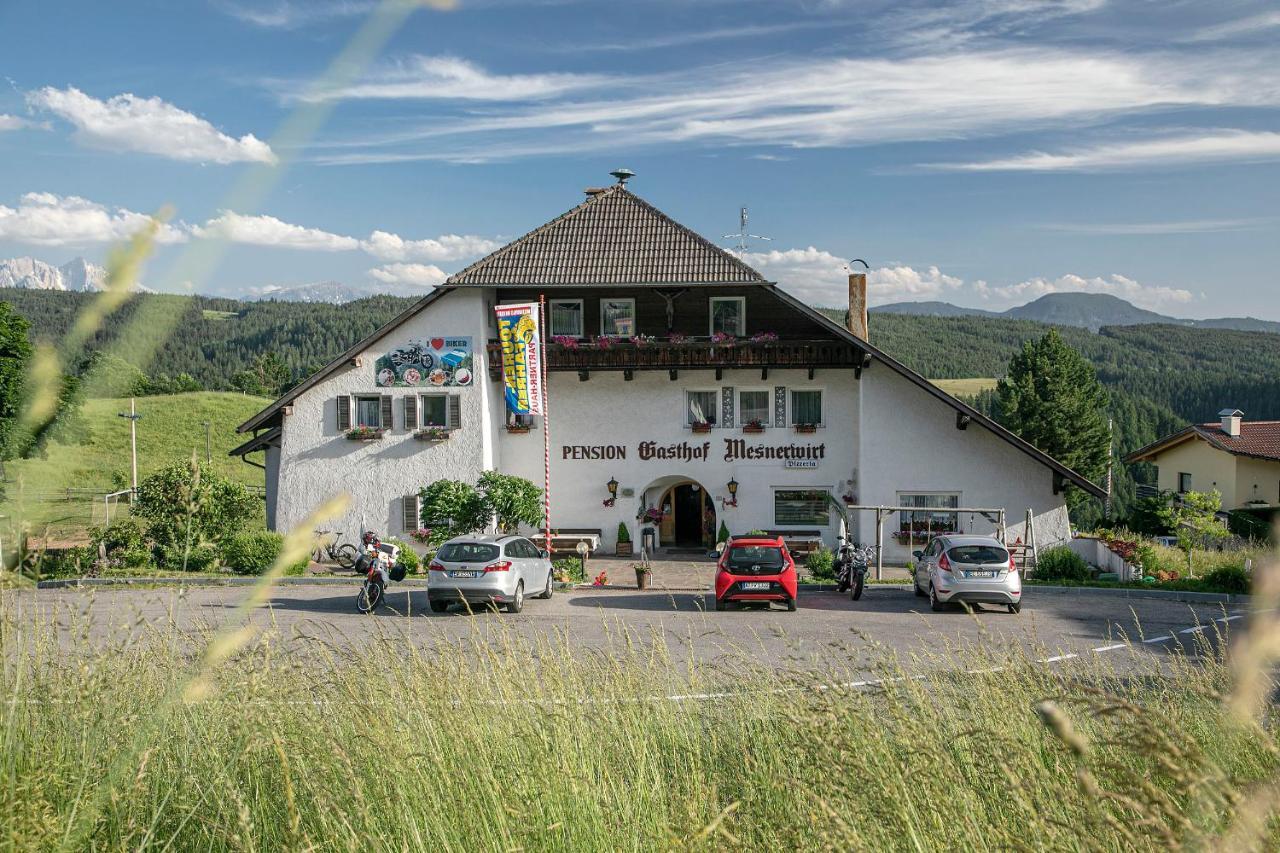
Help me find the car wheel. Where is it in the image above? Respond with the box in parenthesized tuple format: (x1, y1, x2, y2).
(1008, 602, 1021, 614)
(929, 584, 945, 613)
(851, 577, 864, 601)
(506, 581, 524, 614)
(785, 597, 797, 612)
(539, 567, 554, 599)
(714, 596, 727, 611)
(429, 600, 450, 613)
(914, 576, 925, 597)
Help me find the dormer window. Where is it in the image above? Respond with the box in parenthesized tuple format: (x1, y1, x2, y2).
(709, 296, 745, 337)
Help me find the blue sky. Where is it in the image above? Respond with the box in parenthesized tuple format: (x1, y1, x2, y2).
(1, 0, 1278, 317)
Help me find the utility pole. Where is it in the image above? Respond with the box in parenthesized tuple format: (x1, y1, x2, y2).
(117, 398, 142, 496)
(202, 420, 212, 464)
(1104, 417, 1114, 520)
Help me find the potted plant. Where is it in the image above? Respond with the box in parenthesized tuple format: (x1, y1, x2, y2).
(413, 426, 451, 441)
(345, 425, 384, 441)
(506, 420, 532, 434)
(690, 420, 713, 434)
(710, 331, 737, 347)
(615, 522, 633, 557)
(742, 418, 765, 434)
(552, 335, 580, 349)
(794, 422, 817, 434)
(666, 331, 689, 345)
(593, 335, 618, 350)
(633, 558, 653, 590)
(749, 331, 779, 345)
(630, 334, 655, 347)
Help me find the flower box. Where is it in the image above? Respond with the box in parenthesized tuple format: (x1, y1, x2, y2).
(742, 422, 765, 434)
(345, 427, 385, 441)
(615, 541, 634, 557)
(793, 423, 818, 434)
(690, 422, 713, 434)
(506, 424, 532, 434)
(413, 428, 451, 442)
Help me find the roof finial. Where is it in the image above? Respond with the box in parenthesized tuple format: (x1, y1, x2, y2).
(610, 168, 635, 185)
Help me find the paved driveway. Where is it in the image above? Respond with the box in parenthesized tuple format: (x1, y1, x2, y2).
(12, 583, 1245, 683)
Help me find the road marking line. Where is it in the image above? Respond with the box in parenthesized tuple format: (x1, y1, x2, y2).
(1091, 643, 1127, 652)
(1179, 625, 1206, 635)
(1142, 635, 1173, 644)
(1039, 653, 1078, 663)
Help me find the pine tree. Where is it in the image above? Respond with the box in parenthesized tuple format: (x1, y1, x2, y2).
(995, 330, 1111, 512)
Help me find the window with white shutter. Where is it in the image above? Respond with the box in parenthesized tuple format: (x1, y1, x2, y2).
(402, 494, 421, 532)
(404, 395, 419, 430)
(336, 395, 352, 432)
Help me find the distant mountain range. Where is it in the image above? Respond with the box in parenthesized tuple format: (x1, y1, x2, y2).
(872, 292, 1280, 334)
(0, 256, 109, 292)
(244, 280, 432, 304)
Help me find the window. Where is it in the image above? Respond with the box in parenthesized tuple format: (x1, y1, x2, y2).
(774, 489, 831, 526)
(790, 390, 823, 426)
(1178, 472, 1192, 494)
(709, 296, 745, 337)
(600, 298, 636, 337)
(739, 390, 770, 426)
(436, 542, 500, 562)
(421, 395, 449, 428)
(947, 544, 1009, 565)
(686, 390, 718, 426)
(549, 299, 584, 337)
(899, 493, 960, 536)
(355, 396, 383, 428)
(507, 412, 535, 428)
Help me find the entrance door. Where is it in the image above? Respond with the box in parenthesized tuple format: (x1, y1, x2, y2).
(673, 484, 706, 548)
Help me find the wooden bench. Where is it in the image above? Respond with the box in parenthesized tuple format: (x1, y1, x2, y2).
(547, 528, 603, 557)
(754, 530, 825, 557)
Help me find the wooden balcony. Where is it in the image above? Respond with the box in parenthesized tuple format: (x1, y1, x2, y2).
(485, 338, 865, 381)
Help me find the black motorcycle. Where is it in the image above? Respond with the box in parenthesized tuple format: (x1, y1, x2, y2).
(835, 536, 871, 601)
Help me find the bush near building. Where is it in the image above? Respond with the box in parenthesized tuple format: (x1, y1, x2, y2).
(220, 531, 308, 576)
(1034, 546, 1091, 582)
(804, 548, 836, 580)
(134, 457, 260, 570)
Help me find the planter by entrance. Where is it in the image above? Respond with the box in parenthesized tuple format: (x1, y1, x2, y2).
(635, 568, 652, 589)
(616, 541, 633, 557)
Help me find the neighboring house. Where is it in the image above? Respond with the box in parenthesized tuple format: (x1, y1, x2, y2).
(1125, 409, 1280, 515)
(232, 173, 1102, 557)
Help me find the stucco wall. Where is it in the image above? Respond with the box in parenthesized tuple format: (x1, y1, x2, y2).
(857, 365, 1072, 557)
(1233, 456, 1280, 508)
(273, 288, 500, 539)
(1152, 439, 1237, 502)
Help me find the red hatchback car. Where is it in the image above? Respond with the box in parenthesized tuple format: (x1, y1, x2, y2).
(714, 536, 798, 611)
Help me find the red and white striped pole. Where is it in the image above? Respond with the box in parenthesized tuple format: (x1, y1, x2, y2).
(540, 294, 552, 553)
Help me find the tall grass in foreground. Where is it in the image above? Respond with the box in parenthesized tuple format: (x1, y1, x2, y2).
(2, 605, 1278, 851)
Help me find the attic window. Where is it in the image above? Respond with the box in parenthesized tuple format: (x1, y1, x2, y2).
(709, 296, 745, 337)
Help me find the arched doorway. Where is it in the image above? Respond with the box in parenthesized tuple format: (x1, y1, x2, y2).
(643, 476, 716, 551)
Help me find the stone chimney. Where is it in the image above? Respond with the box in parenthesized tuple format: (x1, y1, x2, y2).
(845, 272, 868, 341)
(1219, 408, 1243, 437)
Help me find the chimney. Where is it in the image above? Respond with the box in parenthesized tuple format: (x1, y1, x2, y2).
(583, 187, 607, 198)
(845, 273, 868, 341)
(1219, 408, 1243, 437)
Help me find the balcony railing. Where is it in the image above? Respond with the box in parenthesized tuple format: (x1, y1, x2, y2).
(485, 338, 863, 380)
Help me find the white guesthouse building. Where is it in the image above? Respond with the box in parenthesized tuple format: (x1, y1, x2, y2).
(233, 177, 1102, 559)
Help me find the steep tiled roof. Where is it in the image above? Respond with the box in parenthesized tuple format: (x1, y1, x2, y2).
(1125, 420, 1280, 464)
(445, 184, 766, 286)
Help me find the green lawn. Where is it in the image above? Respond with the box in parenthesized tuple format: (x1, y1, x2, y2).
(930, 377, 998, 398)
(3, 391, 270, 538)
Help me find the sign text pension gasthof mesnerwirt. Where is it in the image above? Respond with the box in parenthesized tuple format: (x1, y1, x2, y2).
(560, 439, 825, 464)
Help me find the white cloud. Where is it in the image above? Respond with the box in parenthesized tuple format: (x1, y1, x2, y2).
(362, 230, 500, 261)
(299, 55, 609, 102)
(195, 211, 361, 251)
(215, 0, 375, 28)
(1187, 10, 1280, 43)
(1036, 218, 1268, 235)
(931, 130, 1280, 171)
(0, 191, 188, 247)
(0, 114, 40, 131)
(973, 273, 1196, 310)
(368, 262, 448, 287)
(737, 247, 963, 306)
(28, 87, 276, 165)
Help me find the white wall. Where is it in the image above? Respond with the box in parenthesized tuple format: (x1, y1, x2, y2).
(857, 366, 1072, 557)
(274, 288, 500, 540)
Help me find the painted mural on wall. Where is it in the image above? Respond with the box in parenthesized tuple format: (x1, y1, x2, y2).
(374, 337, 474, 387)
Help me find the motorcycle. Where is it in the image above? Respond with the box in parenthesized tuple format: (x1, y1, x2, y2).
(835, 536, 872, 601)
(355, 532, 407, 613)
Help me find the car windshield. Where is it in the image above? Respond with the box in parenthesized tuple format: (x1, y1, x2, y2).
(726, 545, 785, 570)
(947, 545, 1009, 564)
(437, 543, 500, 563)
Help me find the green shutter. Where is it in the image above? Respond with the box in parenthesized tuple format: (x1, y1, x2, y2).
(404, 395, 418, 430)
(381, 395, 394, 430)
(336, 395, 351, 432)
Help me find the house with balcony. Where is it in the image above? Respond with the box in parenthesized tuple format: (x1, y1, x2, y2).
(233, 172, 1101, 558)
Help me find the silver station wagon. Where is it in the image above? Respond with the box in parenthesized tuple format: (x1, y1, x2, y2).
(428, 534, 555, 614)
(912, 535, 1022, 614)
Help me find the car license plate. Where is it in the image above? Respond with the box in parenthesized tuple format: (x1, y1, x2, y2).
(965, 571, 996, 579)
(451, 570, 481, 579)
(741, 582, 770, 590)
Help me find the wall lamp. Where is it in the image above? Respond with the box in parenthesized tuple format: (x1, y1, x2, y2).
(722, 477, 739, 508)
(603, 476, 619, 507)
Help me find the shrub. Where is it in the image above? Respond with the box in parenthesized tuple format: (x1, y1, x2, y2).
(155, 544, 220, 574)
(553, 557, 584, 583)
(1035, 546, 1091, 582)
(385, 539, 419, 573)
(220, 531, 307, 576)
(805, 548, 836, 580)
(91, 520, 151, 569)
(477, 471, 543, 533)
(1202, 563, 1250, 595)
(134, 457, 260, 569)
(717, 520, 730, 544)
(616, 522, 631, 544)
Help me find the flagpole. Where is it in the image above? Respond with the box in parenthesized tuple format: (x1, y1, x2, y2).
(540, 294, 552, 554)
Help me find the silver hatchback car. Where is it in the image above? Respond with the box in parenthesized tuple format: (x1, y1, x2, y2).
(912, 535, 1022, 613)
(428, 534, 554, 614)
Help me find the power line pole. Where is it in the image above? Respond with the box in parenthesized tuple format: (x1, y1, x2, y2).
(117, 398, 142, 496)
(1104, 417, 1114, 520)
(202, 420, 212, 464)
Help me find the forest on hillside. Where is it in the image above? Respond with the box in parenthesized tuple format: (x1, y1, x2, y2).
(6, 287, 1278, 523)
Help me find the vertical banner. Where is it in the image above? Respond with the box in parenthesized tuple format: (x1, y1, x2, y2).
(494, 303, 544, 415)
(539, 295, 552, 553)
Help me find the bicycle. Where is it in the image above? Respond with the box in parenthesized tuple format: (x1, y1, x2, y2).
(312, 529, 358, 570)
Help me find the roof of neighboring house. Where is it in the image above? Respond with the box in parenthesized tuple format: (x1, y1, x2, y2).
(229, 425, 281, 458)
(1125, 420, 1280, 464)
(236, 183, 1104, 498)
(444, 183, 766, 286)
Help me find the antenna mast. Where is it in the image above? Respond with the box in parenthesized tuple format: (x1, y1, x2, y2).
(723, 206, 771, 253)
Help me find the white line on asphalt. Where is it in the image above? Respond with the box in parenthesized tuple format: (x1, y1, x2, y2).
(1039, 653, 1078, 663)
(1142, 635, 1173, 644)
(1091, 643, 1128, 652)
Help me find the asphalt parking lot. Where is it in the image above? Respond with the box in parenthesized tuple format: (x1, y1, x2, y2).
(13, 582, 1246, 681)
